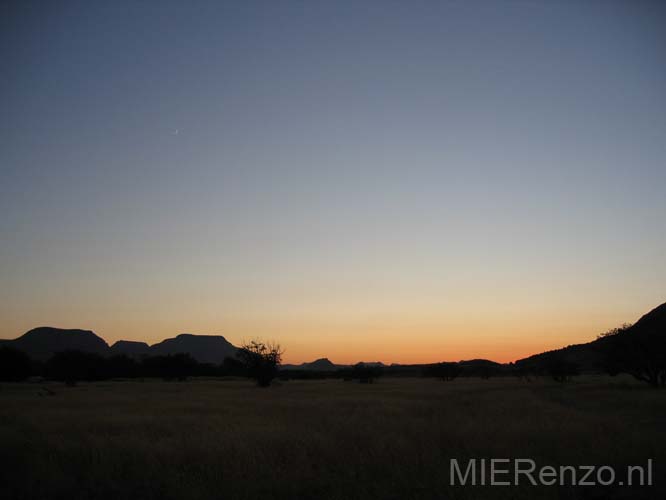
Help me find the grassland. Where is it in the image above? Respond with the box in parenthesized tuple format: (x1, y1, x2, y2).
(1, 376, 664, 500)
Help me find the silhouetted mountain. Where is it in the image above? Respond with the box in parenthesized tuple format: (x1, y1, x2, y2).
(3, 327, 108, 360)
(281, 359, 388, 371)
(3, 301, 663, 375)
(110, 340, 150, 358)
(631, 301, 666, 332)
(516, 301, 666, 372)
(302, 358, 338, 371)
(459, 359, 502, 368)
(517, 336, 613, 372)
(281, 358, 340, 371)
(149, 334, 237, 364)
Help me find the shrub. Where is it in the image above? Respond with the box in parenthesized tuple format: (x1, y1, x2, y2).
(0, 346, 32, 382)
(546, 357, 579, 383)
(237, 340, 283, 387)
(423, 362, 461, 381)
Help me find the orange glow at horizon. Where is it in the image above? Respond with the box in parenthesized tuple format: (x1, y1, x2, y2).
(0, 298, 650, 365)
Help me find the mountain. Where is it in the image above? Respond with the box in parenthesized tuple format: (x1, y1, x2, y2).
(302, 358, 338, 371)
(2, 327, 109, 360)
(3, 301, 663, 371)
(0, 328, 239, 364)
(516, 301, 666, 372)
(149, 334, 238, 364)
(516, 334, 615, 372)
(110, 340, 150, 358)
(280, 359, 386, 371)
(281, 358, 342, 371)
(631, 301, 666, 333)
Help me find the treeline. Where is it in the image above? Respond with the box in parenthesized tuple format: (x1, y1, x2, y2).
(0, 346, 246, 385)
(280, 363, 385, 383)
(2, 323, 664, 388)
(0, 345, 631, 386)
(281, 360, 548, 382)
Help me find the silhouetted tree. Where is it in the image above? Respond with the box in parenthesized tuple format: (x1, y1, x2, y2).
(597, 323, 633, 340)
(46, 350, 107, 386)
(237, 340, 283, 387)
(510, 362, 533, 382)
(423, 362, 461, 381)
(350, 363, 383, 383)
(479, 365, 492, 379)
(141, 353, 198, 381)
(0, 346, 32, 382)
(221, 356, 246, 377)
(604, 327, 666, 387)
(546, 357, 579, 383)
(106, 354, 139, 378)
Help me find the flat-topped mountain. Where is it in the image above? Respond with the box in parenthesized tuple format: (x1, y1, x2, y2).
(2, 301, 663, 371)
(0, 328, 239, 364)
(302, 358, 338, 371)
(281, 359, 386, 371)
(110, 340, 150, 358)
(2, 327, 109, 360)
(149, 334, 238, 364)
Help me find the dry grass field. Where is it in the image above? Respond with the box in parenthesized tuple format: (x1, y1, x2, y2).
(1, 376, 664, 500)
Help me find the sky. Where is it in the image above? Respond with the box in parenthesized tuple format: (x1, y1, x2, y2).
(1, 0, 665, 364)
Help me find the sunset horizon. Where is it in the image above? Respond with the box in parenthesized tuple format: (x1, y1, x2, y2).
(2, 1, 664, 368)
(1, 298, 661, 365)
(3, 2, 665, 499)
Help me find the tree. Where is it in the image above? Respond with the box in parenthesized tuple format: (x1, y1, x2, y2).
(350, 363, 383, 383)
(604, 327, 666, 388)
(0, 346, 32, 382)
(220, 356, 246, 377)
(141, 353, 198, 381)
(106, 354, 139, 379)
(510, 362, 533, 382)
(546, 357, 579, 383)
(237, 340, 283, 387)
(597, 323, 632, 340)
(46, 350, 107, 386)
(423, 362, 461, 381)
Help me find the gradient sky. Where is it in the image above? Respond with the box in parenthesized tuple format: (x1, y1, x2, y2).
(1, 0, 665, 363)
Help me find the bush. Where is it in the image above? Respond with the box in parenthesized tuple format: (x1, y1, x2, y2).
(141, 353, 198, 381)
(350, 363, 383, 383)
(237, 340, 283, 387)
(46, 350, 107, 386)
(0, 346, 32, 382)
(603, 327, 666, 387)
(422, 362, 461, 381)
(546, 357, 579, 383)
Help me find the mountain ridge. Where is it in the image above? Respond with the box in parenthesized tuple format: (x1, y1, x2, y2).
(1, 328, 238, 364)
(514, 301, 666, 371)
(2, 301, 664, 369)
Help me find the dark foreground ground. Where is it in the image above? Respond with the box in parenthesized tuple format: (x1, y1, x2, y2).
(1, 376, 664, 500)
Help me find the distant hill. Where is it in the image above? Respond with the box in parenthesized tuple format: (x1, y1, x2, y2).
(458, 359, 502, 367)
(1, 327, 109, 360)
(301, 358, 338, 371)
(110, 340, 150, 358)
(516, 302, 666, 372)
(281, 359, 386, 371)
(2, 301, 663, 372)
(149, 334, 238, 364)
(282, 358, 340, 371)
(0, 328, 239, 364)
(631, 301, 666, 333)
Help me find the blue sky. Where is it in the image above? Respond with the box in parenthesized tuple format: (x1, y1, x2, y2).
(1, 1, 665, 362)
